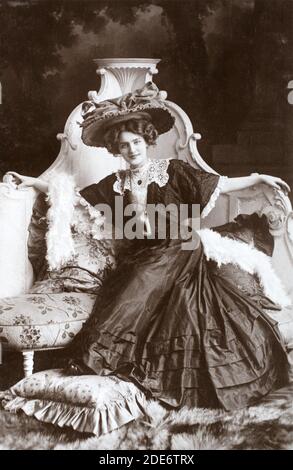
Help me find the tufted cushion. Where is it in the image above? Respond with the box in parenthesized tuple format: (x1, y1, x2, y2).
(212, 212, 274, 256)
(0, 369, 146, 436)
(0, 293, 95, 350)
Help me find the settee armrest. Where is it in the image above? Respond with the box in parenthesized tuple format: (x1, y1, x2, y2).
(0, 177, 36, 298)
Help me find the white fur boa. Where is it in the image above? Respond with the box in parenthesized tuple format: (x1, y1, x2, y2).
(46, 173, 76, 270)
(45, 173, 105, 270)
(198, 228, 291, 308)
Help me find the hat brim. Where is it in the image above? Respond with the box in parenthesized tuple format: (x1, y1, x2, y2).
(81, 107, 175, 148)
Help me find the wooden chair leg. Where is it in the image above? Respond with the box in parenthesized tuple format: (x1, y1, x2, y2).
(22, 351, 34, 377)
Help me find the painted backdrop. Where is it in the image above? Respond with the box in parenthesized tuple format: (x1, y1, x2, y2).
(0, 0, 292, 191)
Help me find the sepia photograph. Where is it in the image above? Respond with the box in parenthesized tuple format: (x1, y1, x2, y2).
(0, 0, 292, 453)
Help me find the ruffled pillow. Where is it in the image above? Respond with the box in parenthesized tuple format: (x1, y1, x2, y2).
(0, 369, 146, 436)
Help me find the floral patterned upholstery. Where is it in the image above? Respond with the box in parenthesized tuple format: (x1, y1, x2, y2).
(0, 190, 116, 353)
(28, 191, 116, 293)
(29, 232, 115, 295)
(0, 369, 147, 435)
(0, 293, 96, 350)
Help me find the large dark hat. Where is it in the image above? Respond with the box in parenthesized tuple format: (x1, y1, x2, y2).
(80, 82, 175, 148)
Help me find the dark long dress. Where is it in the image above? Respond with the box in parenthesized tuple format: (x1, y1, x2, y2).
(71, 159, 286, 410)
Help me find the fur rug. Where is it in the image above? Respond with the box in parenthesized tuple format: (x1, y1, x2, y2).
(1, 352, 292, 450)
(0, 385, 293, 450)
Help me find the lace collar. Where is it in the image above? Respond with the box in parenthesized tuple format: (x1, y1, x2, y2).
(113, 159, 170, 195)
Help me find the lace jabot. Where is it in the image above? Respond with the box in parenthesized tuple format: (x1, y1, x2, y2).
(113, 159, 170, 195)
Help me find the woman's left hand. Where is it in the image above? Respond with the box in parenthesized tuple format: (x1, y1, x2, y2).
(260, 174, 290, 193)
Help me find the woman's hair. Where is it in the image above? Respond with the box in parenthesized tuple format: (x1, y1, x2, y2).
(103, 118, 158, 155)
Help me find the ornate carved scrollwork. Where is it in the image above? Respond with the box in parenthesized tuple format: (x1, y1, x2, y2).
(2, 173, 17, 187)
(262, 206, 287, 234)
(0, 174, 18, 197)
(287, 212, 293, 243)
(56, 122, 78, 153)
(260, 188, 292, 236)
(163, 99, 218, 175)
(186, 133, 218, 175)
(178, 132, 202, 150)
(256, 186, 293, 261)
(147, 66, 159, 77)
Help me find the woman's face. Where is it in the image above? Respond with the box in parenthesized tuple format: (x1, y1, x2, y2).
(118, 131, 148, 169)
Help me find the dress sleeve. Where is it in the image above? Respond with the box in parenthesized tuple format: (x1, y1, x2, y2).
(168, 159, 226, 218)
(79, 173, 116, 207)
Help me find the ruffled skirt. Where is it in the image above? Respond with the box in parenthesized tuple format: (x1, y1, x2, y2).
(71, 239, 286, 410)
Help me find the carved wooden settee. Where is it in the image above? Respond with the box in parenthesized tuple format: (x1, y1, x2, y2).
(1, 58, 293, 377)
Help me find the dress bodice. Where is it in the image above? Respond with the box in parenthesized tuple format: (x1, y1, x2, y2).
(79, 159, 224, 242)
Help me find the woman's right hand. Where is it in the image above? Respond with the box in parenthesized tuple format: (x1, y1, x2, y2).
(5, 172, 48, 193)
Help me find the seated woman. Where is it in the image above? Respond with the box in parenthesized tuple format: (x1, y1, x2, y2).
(9, 82, 291, 411)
